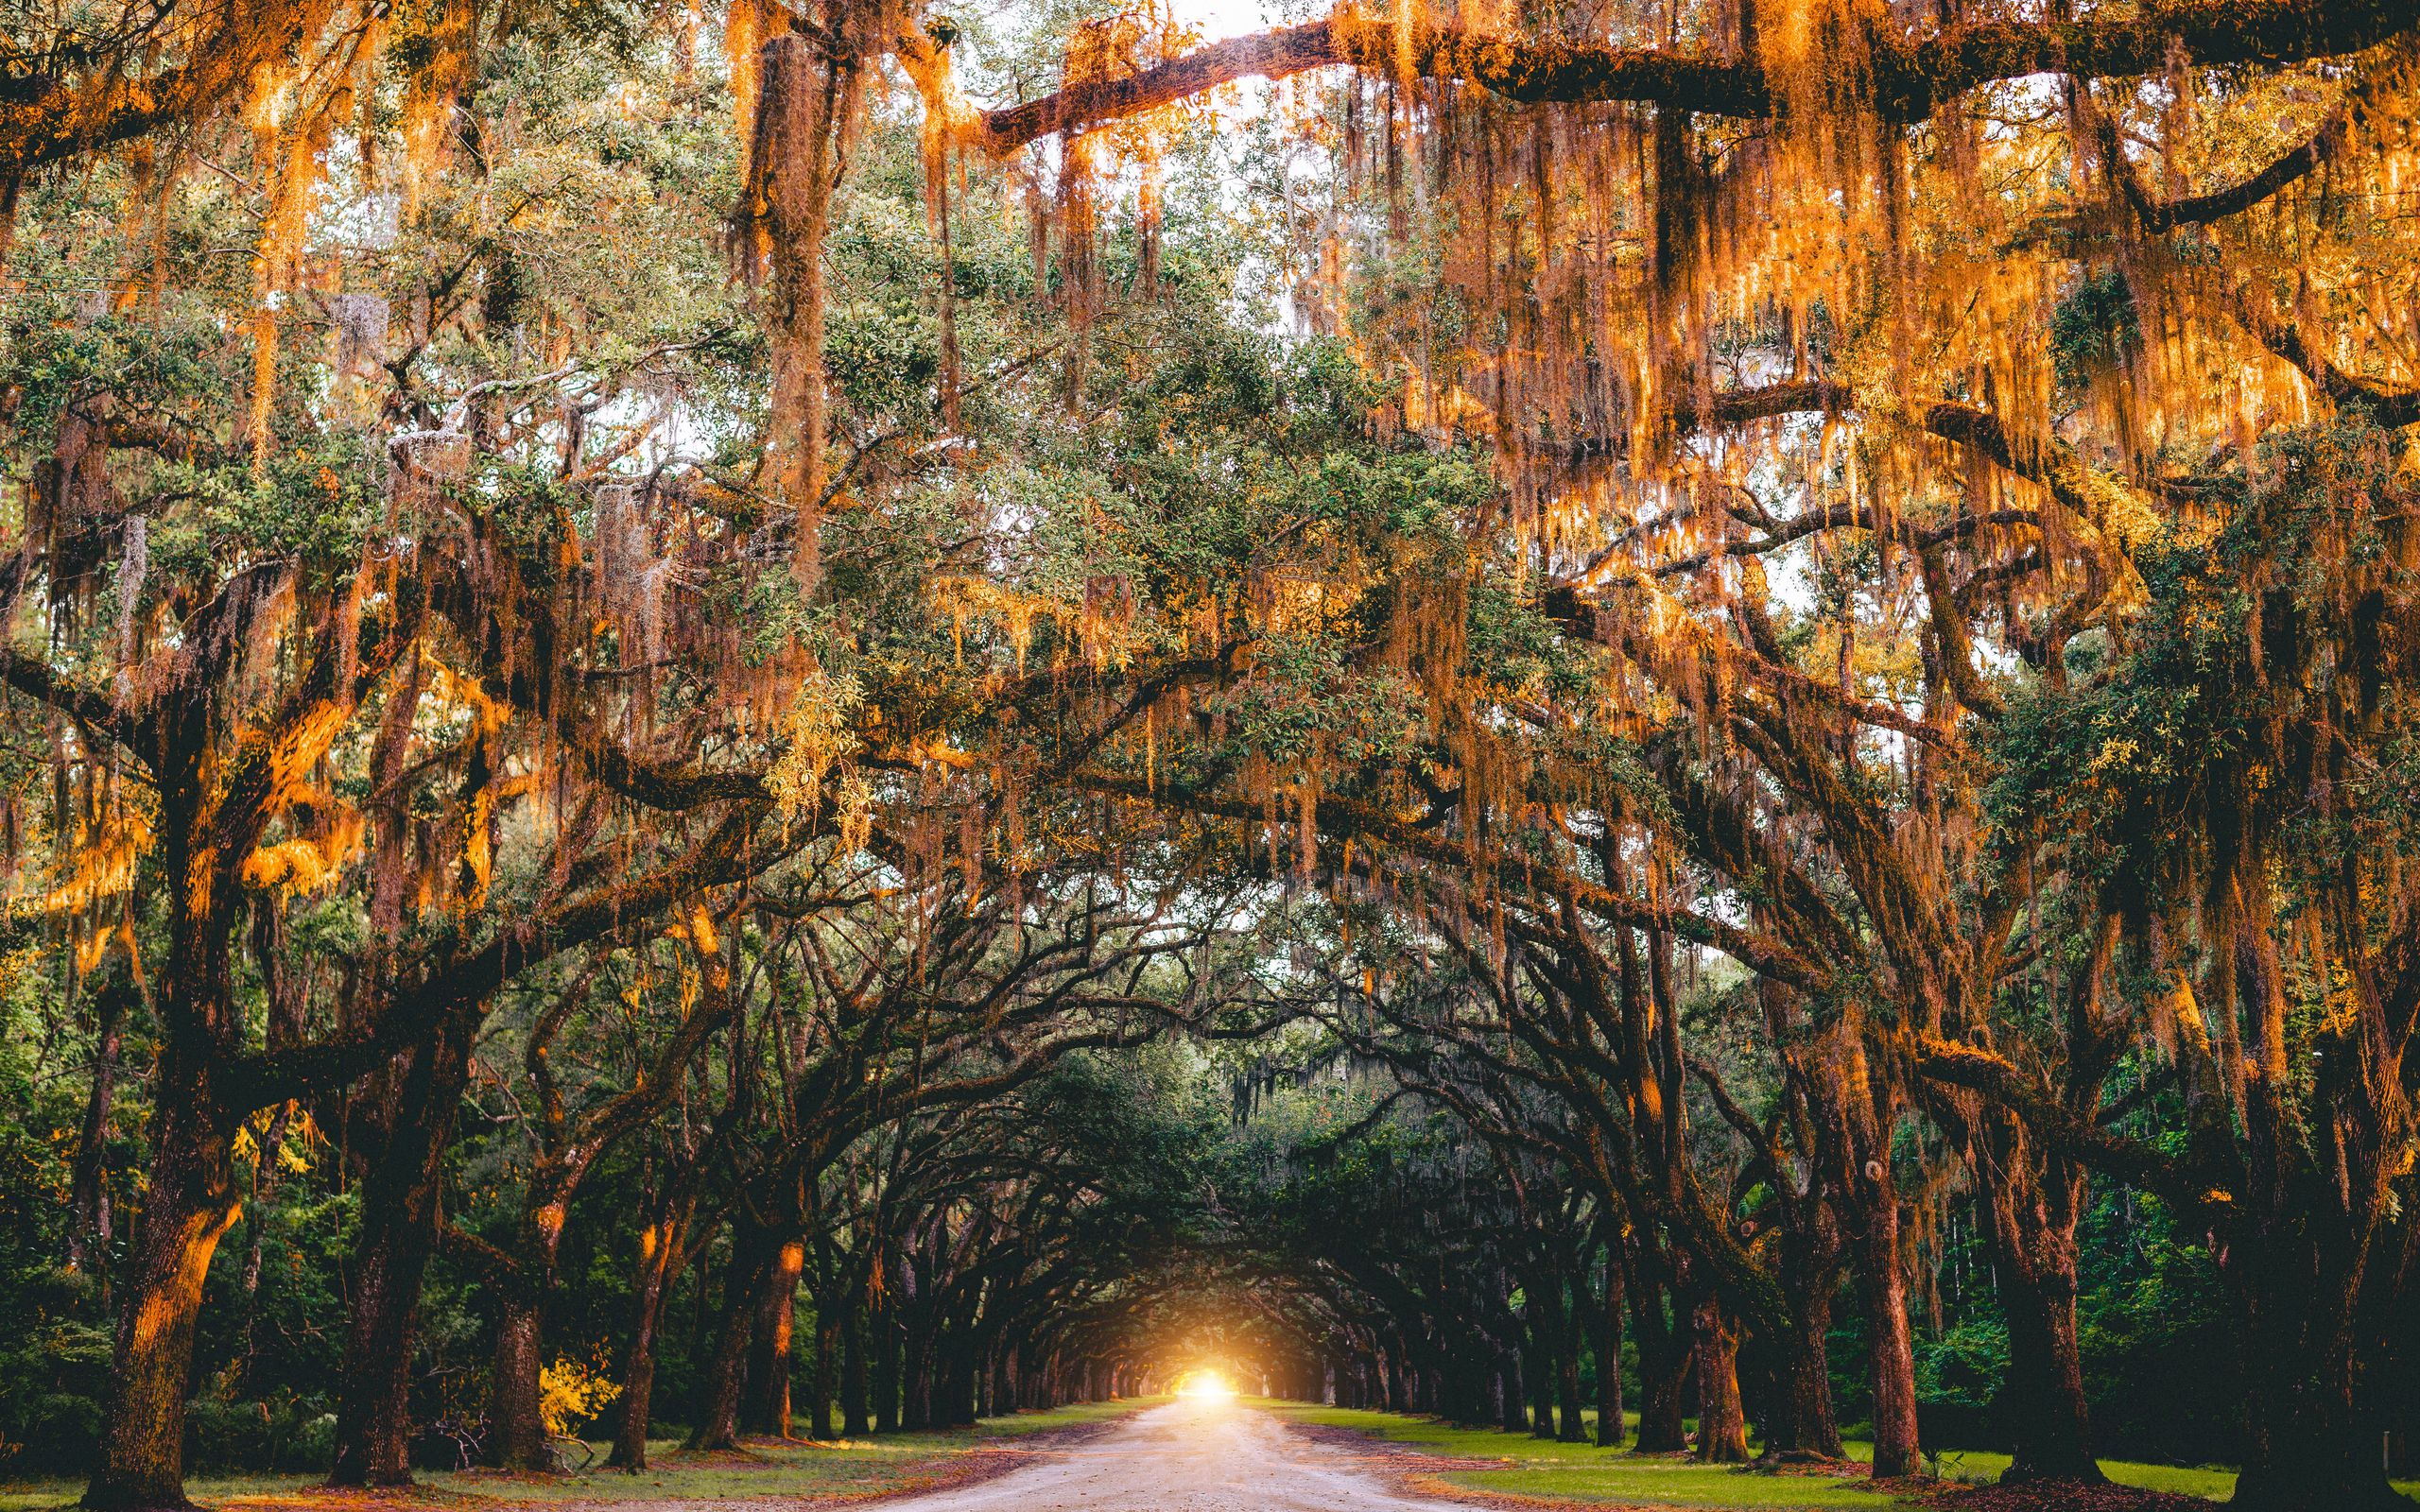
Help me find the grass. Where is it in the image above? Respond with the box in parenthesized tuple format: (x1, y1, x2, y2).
(0, 1398, 1162, 1512)
(1903, 1448, 2233, 1501)
(1258, 1401, 2420, 1508)
(1266, 1403, 1898, 1508)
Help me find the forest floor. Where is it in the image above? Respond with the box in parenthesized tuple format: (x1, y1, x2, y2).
(1269, 1402, 2420, 1509)
(0, 1399, 1152, 1512)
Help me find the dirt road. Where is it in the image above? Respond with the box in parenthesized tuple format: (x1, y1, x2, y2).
(874, 1396, 1479, 1511)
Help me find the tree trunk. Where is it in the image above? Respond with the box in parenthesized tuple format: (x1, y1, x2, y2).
(1591, 1250, 1624, 1448)
(488, 1293, 549, 1470)
(1495, 1348, 1524, 1433)
(1743, 1118, 1844, 1467)
(842, 1305, 870, 1435)
(746, 1240, 804, 1437)
(67, 979, 130, 1284)
(1759, 1278, 1843, 1462)
(608, 1200, 700, 1471)
(1556, 1350, 1586, 1442)
(483, 1186, 577, 1470)
(943, 1331, 977, 1425)
(330, 1019, 478, 1486)
(685, 1241, 768, 1452)
(902, 1315, 933, 1429)
(2230, 1330, 2409, 1512)
(873, 1310, 900, 1432)
(990, 1341, 1015, 1419)
(233, 1104, 287, 1389)
(610, 1314, 662, 1471)
(1995, 1254, 2100, 1483)
(1856, 1204, 1921, 1478)
(1632, 1285, 1691, 1453)
(1825, 1026, 1919, 1480)
(1692, 1297, 1750, 1464)
(330, 1211, 440, 1485)
(1523, 1308, 1553, 1436)
(1964, 1120, 2104, 1485)
(2225, 1217, 2410, 1512)
(82, 1054, 242, 1512)
(807, 1311, 836, 1440)
(1555, 1316, 1587, 1444)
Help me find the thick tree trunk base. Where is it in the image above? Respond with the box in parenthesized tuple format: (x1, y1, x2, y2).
(84, 1133, 244, 1512)
(488, 1300, 553, 1471)
(327, 1368, 424, 1488)
(608, 1349, 656, 1472)
(1634, 1402, 1688, 1452)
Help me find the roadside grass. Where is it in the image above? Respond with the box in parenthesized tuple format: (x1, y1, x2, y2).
(1889, 1447, 2231, 1501)
(1265, 1404, 1896, 1509)
(1258, 1401, 2420, 1508)
(0, 1398, 1163, 1512)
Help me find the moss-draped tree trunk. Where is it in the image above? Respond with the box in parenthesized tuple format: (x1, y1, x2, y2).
(1969, 1115, 2103, 1486)
(83, 1054, 241, 1512)
(328, 1015, 479, 1486)
(1844, 1106, 1920, 1479)
(66, 979, 130, 1286)
(85, 693, 251, 1512)
(2223, 1069, 2412, 1512)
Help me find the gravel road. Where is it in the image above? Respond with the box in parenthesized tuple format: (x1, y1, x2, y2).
(873, 1396, 1479, 1511)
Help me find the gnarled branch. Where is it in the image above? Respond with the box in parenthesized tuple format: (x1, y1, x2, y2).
(908, 0, 2418, 157)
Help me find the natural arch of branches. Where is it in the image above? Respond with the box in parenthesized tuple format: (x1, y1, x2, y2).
(1, 1, 2417, 1511)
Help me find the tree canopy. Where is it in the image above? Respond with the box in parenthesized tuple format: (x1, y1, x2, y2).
(1, 0, 2417, 1510)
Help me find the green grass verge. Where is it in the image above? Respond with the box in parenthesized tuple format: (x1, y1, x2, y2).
(0, 1398, 1164, 1512)
(1257, 1401, 2420, 1507)
(1262, 1402, 1901, 1508)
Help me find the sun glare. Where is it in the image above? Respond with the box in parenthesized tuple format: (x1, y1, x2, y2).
(1175, 1368, 1235, 1400)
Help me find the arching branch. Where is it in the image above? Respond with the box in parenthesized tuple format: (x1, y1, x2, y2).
(908, 0, 2418, 157)
(2113, 109, 2347, 231)
(2230, 289, 2420, 428)
(1913, 1036, 2211, 1214)
(0, 0, 349, 170)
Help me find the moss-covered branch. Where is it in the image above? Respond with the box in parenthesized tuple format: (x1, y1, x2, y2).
(910, 0, 2418, 156)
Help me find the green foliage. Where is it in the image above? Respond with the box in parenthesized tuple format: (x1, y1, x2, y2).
(2, 0, 2413, 1496)
(2049, 269, 2142, 392)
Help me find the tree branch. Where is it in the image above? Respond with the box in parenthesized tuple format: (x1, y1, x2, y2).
(2230, 288, 2420, 428)
(908, 0, 2417, 156)
(1914, 1035, 2217, 1214)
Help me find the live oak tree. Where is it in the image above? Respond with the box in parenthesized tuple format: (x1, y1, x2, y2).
(7, 2, 2420, 1511)
(898, 1, 2420, 1504)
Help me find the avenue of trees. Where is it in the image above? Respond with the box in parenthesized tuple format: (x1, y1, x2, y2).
(0, 0, 2416, 1510)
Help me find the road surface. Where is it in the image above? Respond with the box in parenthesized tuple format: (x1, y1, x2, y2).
(876, 1396, 1479, 1511)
